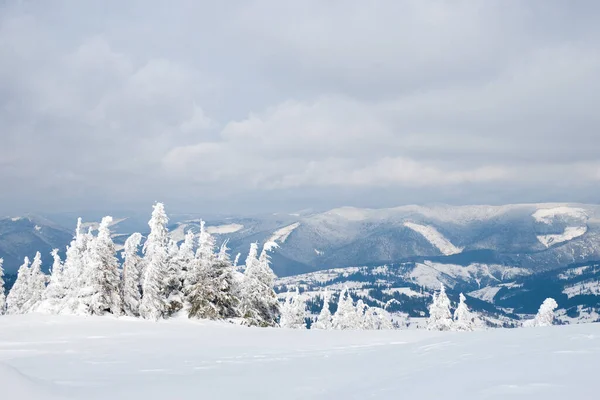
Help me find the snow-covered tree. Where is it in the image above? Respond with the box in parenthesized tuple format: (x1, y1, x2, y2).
(279, 287, 306, 329)
(0, 258, 5, 315)
(78, 216, 122, 315)
(22, 252, 47, 312)
(244, 242, 259, 273)
(427, 283, 453, 331)
(364, 306, 394, 330)
(239, 242, 280, 327)
(332, 287, 358, 330)
(164, 239, 184, 315)
(195, 220, 216, 264)
(39, 249, 66, 313)
(453, 293, 479, 331)
(355, 299, 368, 328)
(139, 203, 169, 320)
(6, 257, 31, 314)
(524, 298, 558, 327)
(217, 239, 230, 262)
(61, 219, 92, 314)
(312, 292, 333, 330)
(121, 232, 143, 317)
(188, 259, 240, 320)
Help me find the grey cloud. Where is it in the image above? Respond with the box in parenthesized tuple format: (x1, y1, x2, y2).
(1, 0, 599, 215)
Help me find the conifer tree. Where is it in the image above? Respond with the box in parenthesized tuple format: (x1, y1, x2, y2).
(313, 292, 333, 330)
(332, 287, 358, 330)
(279, 287, 306, 329)
(0, 258, 5, 315)
(453, 293, 478, 331)
(188, 259, 240, 320)
(139, 203, 169, 320)
(244, 242, 259, 272)
(355, 299, 368, 328)
(6, 257, 31, 314)
(40, 249, 66, 313)
(427, 283, 453, 331)
(364, 306, 394, 330)
(524, 298, 558, 327)
(79, 217, 122, 315)
(22, 251, 47, 312)
(121, 232, 143, 317)
(239, 242, 280, 327)
(61, 219, 92, 314)
(164, 239, 184, 315)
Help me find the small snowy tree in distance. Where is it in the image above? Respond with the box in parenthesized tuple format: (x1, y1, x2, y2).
(139, 203, 169, 320)
(332, 287, 358, 330)
(427, 283, 453, 331)
(0, 258, 5, 314)
(6, 257, 31, 314)
(313, 291, 333, 330)
(280, 287, 306, 329)
(122, 232, 143, 317)
(453, 293, 477, 331)
(524, 298, 558, 327)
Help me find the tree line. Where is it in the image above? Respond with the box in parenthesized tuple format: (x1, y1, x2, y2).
(0, 203, 280, 327)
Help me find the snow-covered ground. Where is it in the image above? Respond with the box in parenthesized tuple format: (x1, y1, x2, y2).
(403, 222, 463, 255)
(537, 226, 588, 248)
(268, 222, 300, 243)
(0, 315, 599, 399)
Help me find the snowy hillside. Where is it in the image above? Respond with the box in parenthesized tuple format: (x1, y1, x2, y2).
(0, 314, 598, 399)
(4, 202, 600, 276)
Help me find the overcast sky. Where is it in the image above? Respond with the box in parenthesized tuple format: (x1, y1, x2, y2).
(1, 1, 599, 215)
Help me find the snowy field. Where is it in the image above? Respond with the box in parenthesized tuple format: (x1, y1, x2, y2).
(0, 315, 599, 399)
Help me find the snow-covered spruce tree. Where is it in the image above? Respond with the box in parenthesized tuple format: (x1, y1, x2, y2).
(139, 203, 170, 320)
(244, 242, 259, 273)
(6, 257, 31, 314)
(121, 232, 143, 317)
(39, 249, 65, 313)
(279, 287, 306, 329)
(427, 283, 453, 331)
(524, 298, 558, 327)
(188, 258, 240, 320)
(355, 299, 368, 329)
(60, 219, 92, 314)
(78, 216, 122, 316)
(217, 239, 230, 262)
(453, 293, 479, 331)
(332, 287, 358, 330)
(164, 239, 184, 315)
(364, 307, 394, 330)
(0, 258, 5, 315)
(183, 221, 215, 307)
(312, 292, 333, 330)
(239, 242, 280, 327)
(22, 252, 48, 312)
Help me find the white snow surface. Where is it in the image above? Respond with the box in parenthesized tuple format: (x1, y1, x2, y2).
(0, 314, 599, 399)
(532, 206, 588, 224)
(537, 226, 588, 248)
(469, 286, 502, 303)
(205, 223, 244, 235)
(563, 280, 600, 298)
(268, 222, 300, 243)
(403, 222, 463, 255)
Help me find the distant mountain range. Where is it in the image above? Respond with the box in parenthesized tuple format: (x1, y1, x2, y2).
(2, 203, 600, 277)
